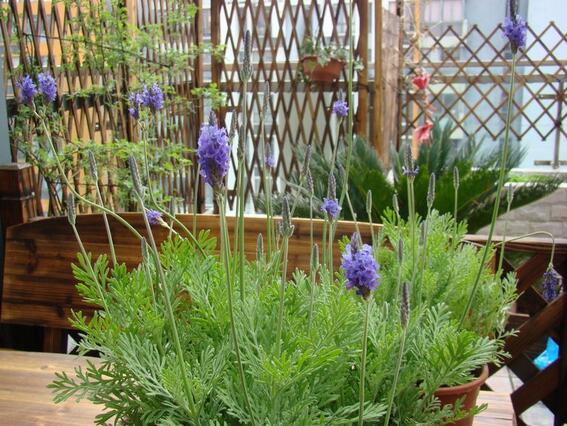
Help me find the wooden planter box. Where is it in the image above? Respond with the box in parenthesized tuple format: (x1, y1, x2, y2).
(1, 213, 378, 331)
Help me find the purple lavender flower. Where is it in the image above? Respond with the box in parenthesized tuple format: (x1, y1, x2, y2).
(342, 233, 380, 298)
(142, 83, 164, 112)
(503, 15, 527, 53)
(17, 75, 37, 104)
(542, 266, 563, 302)
(320, 197, 341, 220)
(402, 165, 420, 178)
(332, 99, 348, 117)
(128, 91, 144, 119)
(38, 73, 57, 103)
(145, 209, 162, 225)
(265, 154, 276, 169)
(197, 122, 230, 190)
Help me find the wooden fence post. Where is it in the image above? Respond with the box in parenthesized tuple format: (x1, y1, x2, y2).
(356, 0, 368, 139)
(0, 163, 40, 230)
(373, 0, 385, 162)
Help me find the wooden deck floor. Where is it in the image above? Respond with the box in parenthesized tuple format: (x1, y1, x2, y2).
(0, 350, 515, 425)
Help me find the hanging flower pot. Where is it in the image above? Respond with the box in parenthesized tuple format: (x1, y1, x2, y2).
(301, 55, 345, 83)
(434, 365, 489, 426)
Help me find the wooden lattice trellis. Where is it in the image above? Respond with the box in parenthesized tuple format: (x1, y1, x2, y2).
(401, 22, 567, 149)
(209, 0, 366, 209)
(0, 0, 202, 213)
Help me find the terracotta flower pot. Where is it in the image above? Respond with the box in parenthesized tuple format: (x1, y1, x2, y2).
(301, 55, 344, 83)
(434, 365, 489, 426)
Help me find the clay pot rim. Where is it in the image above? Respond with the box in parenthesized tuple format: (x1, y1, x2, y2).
(434, 365, 489, 396)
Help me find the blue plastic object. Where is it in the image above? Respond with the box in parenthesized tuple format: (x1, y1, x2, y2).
(533, 337, 559, 370)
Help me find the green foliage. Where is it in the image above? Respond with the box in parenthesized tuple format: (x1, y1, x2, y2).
(50, 215, 512, 424)
(378, 209, 517, 337)
(276, 120, 562, 232)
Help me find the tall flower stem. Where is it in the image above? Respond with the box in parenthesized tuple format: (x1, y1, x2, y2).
(383, 327, 407, 426)
(309, 194, 314, 254)
(407, 177, 418, 289)
(237, 82, 248, 302)
(322, 221, 328, 273)
(33, 110, 143, 241)
(460, 55, 518, 327)
(192, 163, 201, 236)
(339, 0, 355, 208)
(497, 187, 514, 273)
(136, 192, 199, 423)
(217, 193, 255, 425)
(275, 234, 290, 357)
(91, 173, 117, 266)
(328, 220, 335, 279)
(453, 189, 459, 244)
(358, 300, 371, 426)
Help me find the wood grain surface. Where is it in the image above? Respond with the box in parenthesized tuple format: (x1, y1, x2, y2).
(1, 213, 378, 329)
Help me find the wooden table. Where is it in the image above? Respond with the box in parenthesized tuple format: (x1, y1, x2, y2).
(0, 350, 516, 425)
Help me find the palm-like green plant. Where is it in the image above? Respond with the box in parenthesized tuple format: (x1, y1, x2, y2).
(275, 120, 561, 232)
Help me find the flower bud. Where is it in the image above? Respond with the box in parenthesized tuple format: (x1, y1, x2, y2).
(262, 81, 271, 117)
(87, 150, 98, 180)
(229, 113, 239, 142)
(427, 173, 436, 209)
(310, 243, 319, 273)
(306, 169, 314, 195)
(328, 172, 337, 200)
(398, 238, 404, 263)
(393, 193, 400, 216)
(404, 143, 414, 172)
(350, 232, 362, 254)
(453, 166, 460, 189)
(279, 195, 294, 237)
(66, 193, 76, 226)
(302, 143, 313, 177)
(256, 233, 264, 262)
(208, 110, 217, 126)
(128, 155, 143, 197)
(240, 30, 252, 82)
(401, 282, 410, 327)
(366, 190, 372, 215)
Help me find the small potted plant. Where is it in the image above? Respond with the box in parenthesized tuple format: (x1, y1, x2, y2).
(300, 34, 348, 83)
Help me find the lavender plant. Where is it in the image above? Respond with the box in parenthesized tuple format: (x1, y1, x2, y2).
(39, 5, 538, 426)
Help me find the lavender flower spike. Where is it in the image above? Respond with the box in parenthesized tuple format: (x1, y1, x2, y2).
(342, 233, 380, 299)
(503, 15, 527, 53)
(38, 73, 57, 103)
(142, 83, 165, 112)
(197, 120, 231, 191)
(265, 154, 276, 169)
(17, 75, 37, 104)
(542, 265, 563, 302)
(332, 99, 348, 117)
(146, 209, 163, 226)
(321, 173, 341, 220)
(128, 91, 144, 119)
(402, 143, 419, 178)
(321, 198, 341, 220)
